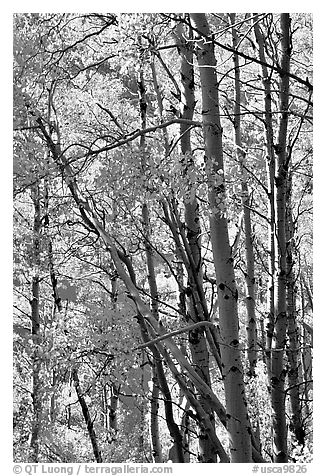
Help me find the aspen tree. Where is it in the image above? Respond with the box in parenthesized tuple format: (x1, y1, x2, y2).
(175, 20, 217, 462)
(137, 56, 164, 463)
(253, 18, 277, 378)
(271, 14, 291, 463)
(286, 175, 305, 446)
(30, 183, 42, 463)
(230, 13, 257, 376)
(72, 368, 103, 462)
(190, 13, 252, 462)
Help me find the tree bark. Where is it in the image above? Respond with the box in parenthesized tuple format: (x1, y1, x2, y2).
(109, 384, 119, 435)
(300, 283, 312, 422)
(29, 183, 42, 463)
(190, 13, 252, 463)
(230, 13, 257, 376)
(138, 62, 164, 463)
(72, 368, 103, 463)
(43, 158, 61, 425)
(150, 366, 163, 463)
(285, 178, 305, 446)
(119, 235, 184, 462)
(271, 13, 292, 463)
(151, 47, 215, 462)
(253, 17, 276, 379)
(175, 19, 217, 463)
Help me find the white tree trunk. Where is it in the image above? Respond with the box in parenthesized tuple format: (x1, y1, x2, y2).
(230, 13, 257, 376)
(175, 20, 217, 462)
(253, 18, 277, 379)
(190, 13, 252, 463)
(271, 13, 291, 463)
(286, 180, 305, 445)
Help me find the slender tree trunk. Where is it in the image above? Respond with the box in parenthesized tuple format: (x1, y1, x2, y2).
(230, 13, 257, 376)
(155, 355, 185, 462)
(270, 13, 292, 463)
(150, 366, 163, 462)
(162, 198, 223, 372)
(72, 368, 102, 463)
(286, 186, 305, 446)
(138, 351, 148, 462)
(150, 53, 200, 463)
(109, 384, 119, 436)
(302, 276, 313, 313)
(104, 274, 119, 443)
(43, 159, 62, 424)
(141, 207, 164, 463)
(137, 62, 164, 463)
(102, 383, 109, 431)
(302, 327, 312, 406)
(190, 13, 252, 462)
(159, 342, 229, 463)
(253, 18, 277, 378)
(259, 317, 267, 367)
(50, 370, 57, 424)
(175, 20, 217, 463)
(30, 183, 42, 462)
(300, 283, 312, 422)
(180, 403, 191, 462)
(150, 51, 170, 153)
(124, 252, 185, 462)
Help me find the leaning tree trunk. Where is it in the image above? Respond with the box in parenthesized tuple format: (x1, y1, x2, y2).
(190, 13, 252, 463)
(72, 368, 102, 463)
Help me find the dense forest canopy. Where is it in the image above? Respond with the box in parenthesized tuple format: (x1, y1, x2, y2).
(13, 12, 313, 464)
